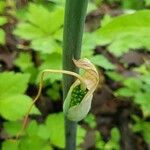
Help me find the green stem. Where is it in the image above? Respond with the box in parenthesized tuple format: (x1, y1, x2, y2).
(63, 0, 88, 150)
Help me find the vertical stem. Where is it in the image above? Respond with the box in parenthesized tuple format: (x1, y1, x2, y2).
(63, 0, 88, 150)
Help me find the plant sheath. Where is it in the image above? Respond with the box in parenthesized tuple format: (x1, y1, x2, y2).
(63, 0, 88, 150)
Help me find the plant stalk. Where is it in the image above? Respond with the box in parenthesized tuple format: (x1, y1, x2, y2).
(63, 0, 88, 150)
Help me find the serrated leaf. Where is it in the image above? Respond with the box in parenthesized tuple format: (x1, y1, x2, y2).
(96, 10, 150, 56)
(0, 95, 40, 121)
(90, 55, 115, 70)
(27, 3, 64, 34)
(14, 3, 64, 54)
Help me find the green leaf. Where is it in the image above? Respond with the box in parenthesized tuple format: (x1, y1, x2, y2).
(19, 136, 48, 150)
(0, 17, 7, 26)
(82, 33, 101, 57)
(14, 23, 45, 40)
(101, 15, 113, 27)
(84, 113, 96, 128)
(115, 88, 135, 97)
(96, 10, 150, 56)
(122, 0, 144, 9)
(39, 53, 62, 82)
(142, 122, 150, 143)
(14, 52, 38, 83)
(0, 72, 30, 97)
(45, 113, 86, 148)
(0, 95, 40, 121)
(111, 128, 120, 142)
(4, 121, 22, 136)
(31, 37, 61, 54)
(26, 120, 39, 136)
(123, 78, 142, 92)
(2, 140, 18, 150)
(38, 125, 51, 140)
(90, 55, 115, 70)
(106, 71, 125, 81)
(0, 28, 5, 44)
(46, 82, 61, 101)
(0, 72, 40, 121)
(14, 3, 64, 54)
(14, 52, 34, 71)
(132, 117, 150, 143)
(0, 1, 6, 14)
(135, 92, 150, 117)
(27, 3, 64, 34)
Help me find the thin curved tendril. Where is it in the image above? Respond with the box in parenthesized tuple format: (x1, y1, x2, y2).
(16, 69, 85, 139)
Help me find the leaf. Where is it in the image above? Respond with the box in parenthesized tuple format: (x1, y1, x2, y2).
(0, 1, 6, 14)
(0, 17, 7, 26)
(0, 28, 5, 44)
(135, 92, 150, 117)
(0, 95, 40, 121)
(31, 37, 61, 54)
(2, 140, 18, 150)
(123, 78, 142, 92)
(142, 122, 150, 143)
(38, 125, 51, 140)
(0, 72, 30, 97)
(45, 113, 86, 148)
(111, 128, 120, 142)
(90, 55, 115, 70)
(106, 71, 125, 81)
(14, 3, 64, 54)
(26, 120, 39, 136)
(39, 53, 62, 82)
(4, 121, 22, 136)
(115, 87, 135, 97)
(96, 10, 150, 56)
(82, 33, 101, 57)
(84, 113, 96, 128)
(14, 52, 38, 83)
(14, 52, 34, 71)
(14, 23, 45, 40)
(27, 3, 64, 34)
(19, 136, 48, 150)
(0, 72, 40, 121)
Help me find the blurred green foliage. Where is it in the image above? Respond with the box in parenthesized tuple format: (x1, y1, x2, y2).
(0, 0, 150, 149)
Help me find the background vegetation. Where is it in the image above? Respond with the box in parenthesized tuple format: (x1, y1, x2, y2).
(0, 0, 150, 149)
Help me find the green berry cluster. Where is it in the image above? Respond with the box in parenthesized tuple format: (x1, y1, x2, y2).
(69, 84, 88, 107)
